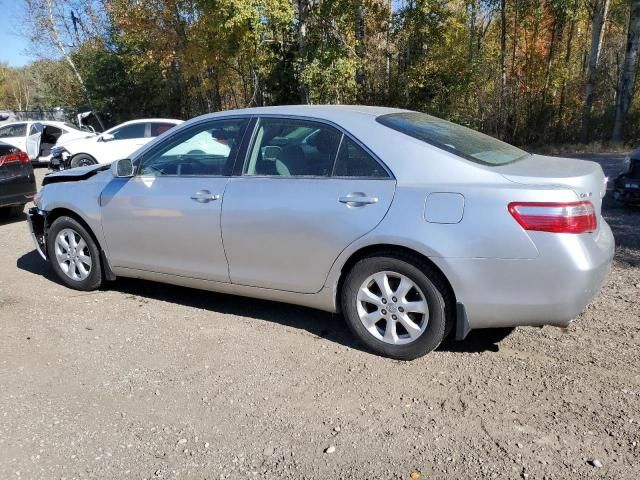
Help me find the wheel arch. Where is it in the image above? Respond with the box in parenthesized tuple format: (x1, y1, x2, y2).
(45, 207, 115, 280)
(47, 208, 98, 242)
(335, 243, 457, 312)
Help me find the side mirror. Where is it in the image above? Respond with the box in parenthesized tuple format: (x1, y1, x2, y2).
(100, 133, 115, 142)
(111, 158, 134, 178)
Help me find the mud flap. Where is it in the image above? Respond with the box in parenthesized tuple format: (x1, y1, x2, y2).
(455, 302, 471, 340)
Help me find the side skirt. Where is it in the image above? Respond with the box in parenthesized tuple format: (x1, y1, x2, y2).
(110, 266, 338, 313)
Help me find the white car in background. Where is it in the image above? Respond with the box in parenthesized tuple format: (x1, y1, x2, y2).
(56, 119, 182, 168)
(0, 120, 90, 165)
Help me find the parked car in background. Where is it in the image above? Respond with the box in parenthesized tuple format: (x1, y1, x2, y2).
(613, 148, 640, 206)
(0, 120, 90, 166)
(27, 105, 614, 360)
(52, 119, 182, 169)
(0, 141, 36, 218)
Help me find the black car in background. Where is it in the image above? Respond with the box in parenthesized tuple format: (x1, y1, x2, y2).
(0, 141, 36, 218)
(613, 148, 640, 206)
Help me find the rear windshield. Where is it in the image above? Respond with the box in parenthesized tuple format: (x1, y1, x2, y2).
(377, 112, 529, 166)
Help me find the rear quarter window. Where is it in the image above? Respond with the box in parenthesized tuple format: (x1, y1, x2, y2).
(0, 124, 27, 138)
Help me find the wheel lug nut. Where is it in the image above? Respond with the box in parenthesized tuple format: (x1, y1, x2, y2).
(392, 297, 397, 302)
(381, 299, 387, 304)
(398, 307, 404, 312)
(381, 309, 387, 315)
(392, 314, 397, 320)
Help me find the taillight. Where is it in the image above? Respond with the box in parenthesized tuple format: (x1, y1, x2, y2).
(508, 201, 597, 234)
(0, 151, 30, 167)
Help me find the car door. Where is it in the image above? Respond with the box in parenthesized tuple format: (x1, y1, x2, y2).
(98, 122, 148, 162)
(222, 116, 396, 294)
(100, 118, 250, 281)
(25, 123, 43, 160)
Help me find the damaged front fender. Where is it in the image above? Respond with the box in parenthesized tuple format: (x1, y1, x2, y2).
(27, 207, 48, 260)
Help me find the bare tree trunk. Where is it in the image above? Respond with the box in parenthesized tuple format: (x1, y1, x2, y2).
(42, 0, 105, 129)
(468, 0, 477, 63)
(556, 12, 576, 142)
(613, 0, 640, 143)
(499, 0, 507, 136)
(580, 0, 610, 143)
(543, 17, 559, 96)
(385, 0, 392, 98)
(355, 0, 366, 96)
(296, 0, 312, 103)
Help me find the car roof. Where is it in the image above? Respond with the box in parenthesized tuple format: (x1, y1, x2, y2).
(190, 105, 408, 124)
(0, 121, 29, 126)
(0, 120, 76, 129)
(114, 118, 183, 127)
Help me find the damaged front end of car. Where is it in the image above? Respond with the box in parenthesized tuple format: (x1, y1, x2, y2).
(613, 154, 640, 205)
(27, 206, 48, 260)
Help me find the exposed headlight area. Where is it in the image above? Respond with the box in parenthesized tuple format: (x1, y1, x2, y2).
(33, 191, 43, 208)
(51, 146, 69, 158)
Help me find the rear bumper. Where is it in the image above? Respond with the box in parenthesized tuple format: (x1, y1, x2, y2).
(27, 207, 47, 260)
(0, 192, 35, 208)
(438, 221, 615, 330)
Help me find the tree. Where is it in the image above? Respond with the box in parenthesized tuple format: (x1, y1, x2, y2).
(23, 0, 107, 126)
(612, 0, 640, 143)
(581, 0, 611, 143)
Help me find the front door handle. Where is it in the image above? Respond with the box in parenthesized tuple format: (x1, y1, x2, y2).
(339, 193, 379, 207)
(190, 190, 220, 203)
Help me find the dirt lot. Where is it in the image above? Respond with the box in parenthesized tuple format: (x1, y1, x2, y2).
(1, 156, 638, 480)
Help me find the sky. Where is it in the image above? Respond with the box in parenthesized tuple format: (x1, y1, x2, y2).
(0, 0, 33, 67)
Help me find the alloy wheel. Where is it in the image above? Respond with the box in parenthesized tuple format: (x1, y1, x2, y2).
(356, 271, 429, 345)
(54, 228, 92, 281)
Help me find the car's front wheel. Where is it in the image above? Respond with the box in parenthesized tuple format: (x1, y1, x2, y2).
(47, 216, 103, 291)
(341, 253, 452, 360)
(69, 154, 97, 169)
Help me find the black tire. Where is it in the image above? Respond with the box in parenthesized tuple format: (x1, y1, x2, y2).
(69, 154, 97, 169)
(0, 204, 25, 218)
(47, 216, 103, 291)
(341, 253, 453, 360)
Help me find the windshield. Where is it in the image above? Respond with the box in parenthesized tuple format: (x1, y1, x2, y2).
(377, 112, 529, 166)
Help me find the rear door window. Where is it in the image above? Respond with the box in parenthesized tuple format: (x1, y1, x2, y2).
(244, 118, 342, 177)
(110, 123, 146, 140)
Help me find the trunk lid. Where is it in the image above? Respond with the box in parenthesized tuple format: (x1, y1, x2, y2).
(494, 154, 607, 217)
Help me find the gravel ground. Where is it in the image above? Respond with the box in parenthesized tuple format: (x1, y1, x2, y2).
(1, 156, 638, 480)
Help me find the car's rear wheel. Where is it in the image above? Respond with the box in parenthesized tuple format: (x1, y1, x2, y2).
(69, 154, 97, 169)
(341, 253, 452, 360)
(47, 216, 102, 291)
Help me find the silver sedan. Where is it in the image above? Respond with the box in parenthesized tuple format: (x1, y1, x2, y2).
(27, 106, 614, 359)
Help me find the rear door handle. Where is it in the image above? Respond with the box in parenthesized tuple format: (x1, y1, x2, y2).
(190, 190, 220, 203)
(339, 193, 379, 206)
